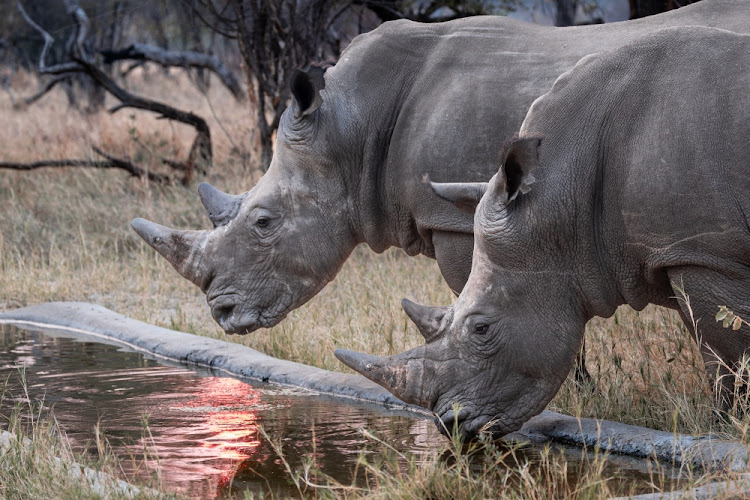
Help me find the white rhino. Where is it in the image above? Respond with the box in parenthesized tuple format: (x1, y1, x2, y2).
(132, 2, 749, 387)
(337, 26, 750, 438)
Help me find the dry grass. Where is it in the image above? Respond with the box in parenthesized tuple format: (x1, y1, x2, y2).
(0, 374, 174, 499)
(2, 69, 750, 497)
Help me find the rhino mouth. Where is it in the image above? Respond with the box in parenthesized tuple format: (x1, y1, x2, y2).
(435, 406, 497, 439)
(208, 293, 290, 334)
(436, 406, 470, 436)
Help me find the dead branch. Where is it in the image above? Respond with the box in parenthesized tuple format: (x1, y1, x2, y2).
(101, 44, 244, 100)
(18, 74, 74, 108)
(121, 61, 146, 77)
(0, 147, 170, 183)
(17, 0, 213, 183)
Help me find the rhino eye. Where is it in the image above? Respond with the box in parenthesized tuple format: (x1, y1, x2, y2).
(474, 324, 489, 335)
(256, 217, 269, 228)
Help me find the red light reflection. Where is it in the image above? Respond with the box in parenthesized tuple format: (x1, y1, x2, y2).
(136, 376, 267, 498)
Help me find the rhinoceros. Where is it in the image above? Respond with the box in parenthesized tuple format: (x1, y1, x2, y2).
(335, 26, 750, 438)
(131, 2, 749, 366)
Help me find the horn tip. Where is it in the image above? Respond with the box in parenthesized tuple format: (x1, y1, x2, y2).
(334, 348, 356, 366)
(334, 348, 375, 374)
(197, 182, 213, 195)
(429, 181, 450, 200)
(401, 297, 423, 318)
(130, 217, 164, 247)
(130, 217, 150, 237)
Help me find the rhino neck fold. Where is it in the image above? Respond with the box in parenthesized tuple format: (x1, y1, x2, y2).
(354, 141, 427, 257)
(346, 87, 419, 256)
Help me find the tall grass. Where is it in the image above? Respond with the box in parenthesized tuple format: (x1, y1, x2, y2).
(256, 412, 746, 499)
(0, 371, 173, 499)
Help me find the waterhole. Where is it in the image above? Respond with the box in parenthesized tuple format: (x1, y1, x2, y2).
(0, 325, 681, 498)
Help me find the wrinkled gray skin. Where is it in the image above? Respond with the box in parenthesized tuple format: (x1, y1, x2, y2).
(132, 1, 750, 337)
(337, 27, 750, 438)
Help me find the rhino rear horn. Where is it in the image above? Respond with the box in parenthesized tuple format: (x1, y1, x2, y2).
(198, 183, 244, 227)
(131, 218, 208, 287)
(401, 298, 447, 343)
(335, 347, 433, 409)
(430, 181, 488, 214)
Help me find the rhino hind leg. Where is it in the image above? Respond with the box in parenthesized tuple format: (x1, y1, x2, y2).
(668, 267, 750, 413)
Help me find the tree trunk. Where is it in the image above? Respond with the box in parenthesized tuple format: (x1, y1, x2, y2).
(86, 1, 124, 112)
(555, 0, 578, 26)
(630, 0, 669, 19)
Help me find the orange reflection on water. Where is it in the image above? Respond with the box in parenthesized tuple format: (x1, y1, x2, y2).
(140, 376, 268, 498)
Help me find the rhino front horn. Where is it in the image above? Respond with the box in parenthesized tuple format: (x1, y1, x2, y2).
(401, 298, 448, 343)
(334, 347, 433, 408)
(130, 218, 207, 287)
(198, 182, 244, 227)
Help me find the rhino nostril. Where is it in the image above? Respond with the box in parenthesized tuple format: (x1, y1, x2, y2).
(212, 304, 234, 324)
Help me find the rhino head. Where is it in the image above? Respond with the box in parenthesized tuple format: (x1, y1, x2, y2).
(131, 66, 362, 334)
(336, 137, 586, 438)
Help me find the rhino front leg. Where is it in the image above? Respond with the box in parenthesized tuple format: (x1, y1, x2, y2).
(668, 267, 750, 412)
(431, 231, 474, 295)
(574, 339, 594, 390)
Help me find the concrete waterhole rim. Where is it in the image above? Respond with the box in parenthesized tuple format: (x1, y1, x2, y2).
(1, 302, 749, 499)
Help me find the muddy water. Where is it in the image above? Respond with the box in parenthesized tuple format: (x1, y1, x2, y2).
(0, 325, 679, 498)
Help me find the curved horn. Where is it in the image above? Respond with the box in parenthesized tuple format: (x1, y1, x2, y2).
(131, 218, 208, 287)
(198, 183, 245, 227)
(335, 347, 434, 408)
(401, 298, 448, 343)
(430, 181, 488, 214)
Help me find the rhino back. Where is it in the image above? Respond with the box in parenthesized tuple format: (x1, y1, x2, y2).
(323, 1, 750, 258)
(519, 26, 750, 313)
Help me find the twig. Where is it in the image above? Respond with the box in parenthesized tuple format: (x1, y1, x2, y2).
(19, 74, 73, 107)
(17, 1, 80, 75)
(161, 158, 188, 171)
(120, 61, 146, 78)
(0, 147, 169, 183)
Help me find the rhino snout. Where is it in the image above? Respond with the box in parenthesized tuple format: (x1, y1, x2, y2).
(208, 295, 261, 334)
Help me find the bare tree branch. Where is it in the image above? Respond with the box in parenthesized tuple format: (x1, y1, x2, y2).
(101, 44, 244, 99)
(0, 147, 170, 183)
(17, 0, 214, 183)
(121, 61, 146, 77)
(18, 74, 73, 107)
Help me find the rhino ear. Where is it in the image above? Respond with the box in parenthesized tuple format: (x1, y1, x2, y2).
(495, 136, 542, 203)
(291, 65, 327, 118)
(430, 181, 488, 214)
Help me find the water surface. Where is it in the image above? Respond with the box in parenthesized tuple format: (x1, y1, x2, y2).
(0, 325, 681, 498)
